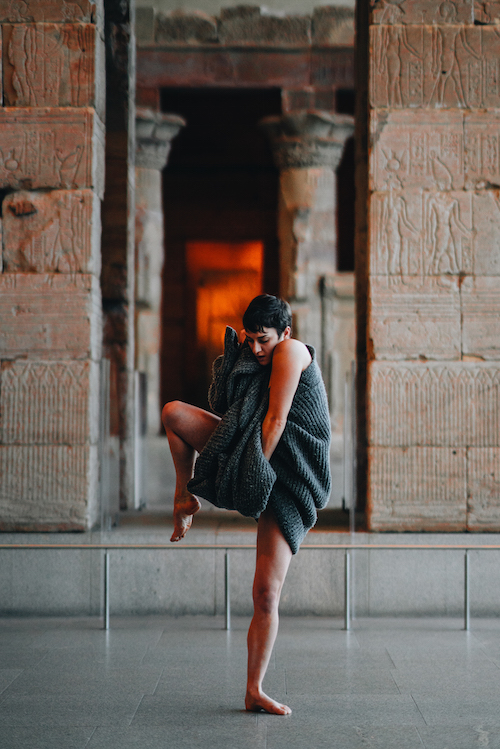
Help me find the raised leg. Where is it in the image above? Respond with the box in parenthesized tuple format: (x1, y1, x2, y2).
(161, 400, 220, 542)
(245, 508, 293, 715)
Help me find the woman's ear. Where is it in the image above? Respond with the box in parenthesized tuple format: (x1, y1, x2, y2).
(283, 326, 292, 340)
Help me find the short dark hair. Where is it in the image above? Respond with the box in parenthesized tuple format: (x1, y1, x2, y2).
(242, 294, 292, 337)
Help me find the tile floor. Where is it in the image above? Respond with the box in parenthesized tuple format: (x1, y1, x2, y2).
(1, 615, 500, 748)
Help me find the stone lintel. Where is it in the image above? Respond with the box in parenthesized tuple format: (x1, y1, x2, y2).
(136, 109, 186, 170)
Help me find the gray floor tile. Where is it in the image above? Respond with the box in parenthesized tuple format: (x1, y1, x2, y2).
(284, 666, 400, 696)
(5, 665, 163, 696)
(0, 693, 143, 727)
(0, 647, 48, 669)
(265, 724, 425, 749)
(0, 726, 95, 749)
(418, 725, 500, 748)
(0, 670, 22, 694)
(88, 722, 266, 749)
(413, 696, 500, 726)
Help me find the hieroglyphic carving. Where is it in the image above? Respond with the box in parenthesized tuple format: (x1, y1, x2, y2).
(369, 276, 461, 359)
(2, 189, 100, 274)
(371, 110, 464, 191)
(461, 276, 500, 359)
(3, 24, 101, 112)
(474, 1, 500, 24)
(369, 189, 500, 276)
(0, 444, 97, 529)
(369, 446, 467, 531)
(371, 0, 474, 24)
(0, 273, 102, 359)
(0, 360, 98, 444)
(0, 108, 104, 196)
(371, 111, 500, 191)
(467, 448, 500, 529)
(0, 1, 98, 23)
(369, 362, 500, 446)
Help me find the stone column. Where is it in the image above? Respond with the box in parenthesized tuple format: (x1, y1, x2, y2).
(366, 0, 500, 530)
(0, 0, 105, 530)
(260, 111, 354, 484)
(135, 109, 185, 435)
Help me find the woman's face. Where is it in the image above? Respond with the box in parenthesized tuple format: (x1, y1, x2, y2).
(244, 326, 291, 366)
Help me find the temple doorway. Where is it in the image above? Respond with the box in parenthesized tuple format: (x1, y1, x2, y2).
(161, 87, 281, 408)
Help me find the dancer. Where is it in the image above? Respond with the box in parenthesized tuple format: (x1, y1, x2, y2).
(162, 294, 331, 715)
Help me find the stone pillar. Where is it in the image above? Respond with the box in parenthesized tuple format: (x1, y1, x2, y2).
(366, 0, 500, 530)
(260, 111, 354, 479)
(101, 0, 136, 509)
(0, 1, 105, 530)
(135, 109, 185, 435)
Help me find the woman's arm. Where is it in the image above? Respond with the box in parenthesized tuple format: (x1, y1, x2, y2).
(261, 339, 312, 461)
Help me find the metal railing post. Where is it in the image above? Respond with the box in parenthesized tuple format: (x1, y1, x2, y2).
(464, 550, 470, 631)
(344, 549, 351, 631)
(104, 550, 110, 631)
(225, 549, 231, 631)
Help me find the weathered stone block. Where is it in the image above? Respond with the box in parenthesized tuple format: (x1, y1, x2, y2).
(370, 189, 500, 276)
(3, 24, 105, 119)
(369, 276, 461, 360)
(2, 189, 101, 274)
(0, 273, 102, 360)
(218, 7, 311, 46)
(0, 444, 98, 531)
(371, 110, 500, 192)
(370, 110, 465, 192)
(368, 447, 467, 531)
(467, 448, 500, 530)
(0, 360, 99, 445)
(474, 1, 500, 23)
(464, 111, 500, 189)
(0, 108, 104, 197)
(461, 276, 500, 359)
(312, 7, 354, 46)
(368, 361, 500, 447)
(370, 26, 500, 109)
(371, 0, 474, 24)
(155, 10, 217, 44)
(0, 1, 100, 23)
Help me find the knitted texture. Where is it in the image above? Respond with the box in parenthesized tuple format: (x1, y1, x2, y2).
(187, 327, 332, 554)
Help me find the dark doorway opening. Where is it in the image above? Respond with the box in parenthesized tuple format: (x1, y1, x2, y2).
(160, 87, 281, 408)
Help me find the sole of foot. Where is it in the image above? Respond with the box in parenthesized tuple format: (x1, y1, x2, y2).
(170, 493, 201, 543)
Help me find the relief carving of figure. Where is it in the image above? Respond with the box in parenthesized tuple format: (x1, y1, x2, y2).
(426, 193, 474, 273)
(376, 25, 422, 106)
(381, 191, 420, 275)
(429, 14, 481, 107)
(9, 26, 65, 106)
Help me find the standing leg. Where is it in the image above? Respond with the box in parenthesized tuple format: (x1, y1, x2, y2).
(245, 508, 293, 715)
(161, 400, 220, 542)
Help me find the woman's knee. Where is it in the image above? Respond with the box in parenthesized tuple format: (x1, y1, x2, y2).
(252, 580, 281, 616)
(161, 400, 183, 429)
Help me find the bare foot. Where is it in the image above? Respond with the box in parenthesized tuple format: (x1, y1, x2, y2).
(170, 492, 201, 542)
(245, 690, 292, 715)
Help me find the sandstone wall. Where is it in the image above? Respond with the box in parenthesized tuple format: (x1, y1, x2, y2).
(0, 0, 105, 530)
(366, 0, 500, 530)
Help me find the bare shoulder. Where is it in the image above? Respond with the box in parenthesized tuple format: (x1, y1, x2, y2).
(273, 338, 312, 372)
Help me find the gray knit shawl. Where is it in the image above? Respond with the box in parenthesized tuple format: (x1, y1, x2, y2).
(187, 327, 332, 554)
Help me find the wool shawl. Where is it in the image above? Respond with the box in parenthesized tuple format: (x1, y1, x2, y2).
(187, 326, 332, 554)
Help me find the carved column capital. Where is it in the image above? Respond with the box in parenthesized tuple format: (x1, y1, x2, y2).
(136, 108, 186, 170)
(259, 111, 354, 170)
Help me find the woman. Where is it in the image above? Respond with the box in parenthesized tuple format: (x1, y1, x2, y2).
(162, 294, 331, 715)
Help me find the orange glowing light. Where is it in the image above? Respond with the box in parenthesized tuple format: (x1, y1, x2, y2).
(186, 241, 264, 372)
